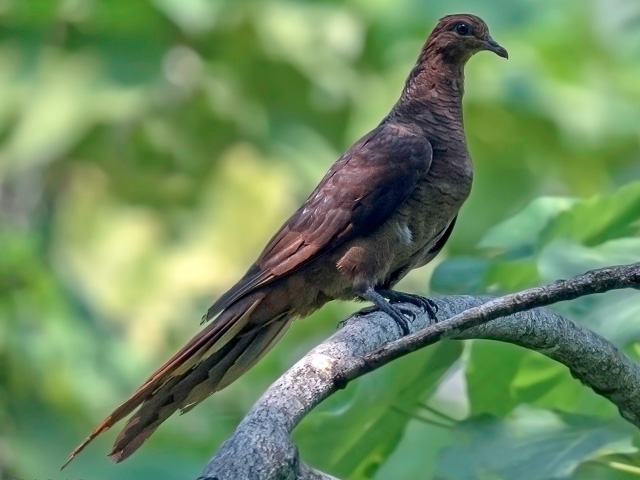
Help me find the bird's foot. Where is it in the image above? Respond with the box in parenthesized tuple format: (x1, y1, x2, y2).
(387, 303, 417, 335)
(357, 287, 415, 335)
(377, 290, 439, 324)
(383, 304, 413, 335)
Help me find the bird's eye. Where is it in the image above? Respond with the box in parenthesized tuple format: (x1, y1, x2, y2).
(455, 23, 470, 35)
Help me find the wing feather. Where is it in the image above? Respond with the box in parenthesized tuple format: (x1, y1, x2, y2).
(205, 123, 433, 320)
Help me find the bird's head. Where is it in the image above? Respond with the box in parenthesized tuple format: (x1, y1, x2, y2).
(424, 14, 508, 65)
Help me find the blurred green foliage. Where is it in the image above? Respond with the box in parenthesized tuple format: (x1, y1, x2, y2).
(1, 0, 639, 479)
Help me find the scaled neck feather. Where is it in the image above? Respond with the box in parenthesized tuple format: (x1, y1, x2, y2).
(391, 41, 467, 130)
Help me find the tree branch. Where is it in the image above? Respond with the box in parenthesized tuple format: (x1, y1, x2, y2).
(199, 263, 640, 480)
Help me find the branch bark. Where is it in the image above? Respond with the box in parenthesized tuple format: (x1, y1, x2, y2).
(199, 263, 640, 480)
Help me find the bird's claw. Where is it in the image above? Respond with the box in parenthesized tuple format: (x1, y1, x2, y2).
(385, 292, 439, 324)
(420, 297, 439, 322)
(389, 304, 415, 335)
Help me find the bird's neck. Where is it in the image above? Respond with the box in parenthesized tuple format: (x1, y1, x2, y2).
(391, 54, 466, 132)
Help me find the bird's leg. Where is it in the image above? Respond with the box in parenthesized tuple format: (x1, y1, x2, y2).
(358, 286, 412, 335)
(376, 289, 439, 322)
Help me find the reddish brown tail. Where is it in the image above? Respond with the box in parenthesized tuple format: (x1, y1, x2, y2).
(63, 293, 293, 468)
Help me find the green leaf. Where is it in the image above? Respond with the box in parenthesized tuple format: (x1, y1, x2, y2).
(435, 408, 636, 480)
(294, 341, 463, 479)
(373, 421, 456, 480)
(511, 353, 590, 414)
(431, 257, 492, 294)
(542, 182, 640, 246)
(484, 259, 540, 291)
(467, 341, 620, 423)
(478, 196, 577, 256)
(512, 350, 621, 420)
(466, 341, 528, 417)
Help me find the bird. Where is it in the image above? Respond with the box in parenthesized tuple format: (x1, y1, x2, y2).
(64, 13, 507, 467)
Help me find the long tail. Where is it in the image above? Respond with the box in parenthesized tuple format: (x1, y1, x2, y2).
(63, 292, 293, 468)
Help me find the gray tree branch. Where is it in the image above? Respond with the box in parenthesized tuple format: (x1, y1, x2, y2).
(199, 263, 640, 480)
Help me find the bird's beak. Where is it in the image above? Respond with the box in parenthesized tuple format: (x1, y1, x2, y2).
(484, 36, 508, 59)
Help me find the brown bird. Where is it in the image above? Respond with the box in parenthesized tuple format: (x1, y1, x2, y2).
(64, 13, 507, 466)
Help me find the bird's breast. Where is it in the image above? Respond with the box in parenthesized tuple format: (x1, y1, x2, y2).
(390, 148, 472, 266)
(319, 142, 473, 300)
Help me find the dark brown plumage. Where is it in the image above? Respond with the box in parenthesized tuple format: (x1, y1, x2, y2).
(64, 13, 507, 466)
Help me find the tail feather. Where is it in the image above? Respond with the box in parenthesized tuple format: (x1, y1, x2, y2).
(63, 293, 281, 469)
(202, 312, 292, 395)
(111, 331, 255, 460)
(110, 315, 293, 462)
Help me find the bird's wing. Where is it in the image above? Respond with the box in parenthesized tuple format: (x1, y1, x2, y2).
(205, 124, 433, 320)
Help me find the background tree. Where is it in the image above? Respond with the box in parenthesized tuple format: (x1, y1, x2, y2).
(1, 1, 640, 479)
